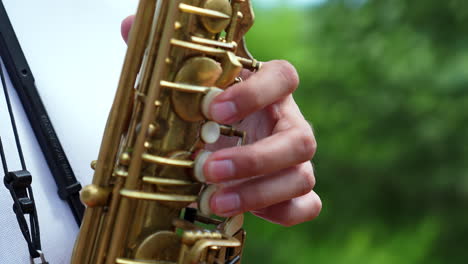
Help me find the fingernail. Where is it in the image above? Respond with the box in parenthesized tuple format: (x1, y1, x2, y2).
(211, 101, 237, 123)
(207, 160, 235, 182)
(212, 192, 241, 215)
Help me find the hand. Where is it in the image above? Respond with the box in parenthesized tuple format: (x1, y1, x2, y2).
(122, 16, 321, 226)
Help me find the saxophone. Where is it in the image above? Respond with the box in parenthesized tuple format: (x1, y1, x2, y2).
(71, 0, 260, 263)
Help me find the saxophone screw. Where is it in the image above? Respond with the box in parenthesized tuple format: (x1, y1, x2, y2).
(80, 184, 110, 207)
(119, 152, 131, 166)
(90, 160, 97, 170)
(144, 141, 153, 149)
(174, 21, 183, 30)
(147, 123, 159, 137)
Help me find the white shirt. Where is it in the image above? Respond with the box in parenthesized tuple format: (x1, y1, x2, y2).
(0, 1, 136, 263)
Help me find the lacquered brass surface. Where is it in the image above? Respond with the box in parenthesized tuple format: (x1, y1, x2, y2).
(201, 0, 233, 33)
(80, 184, 111, 207)
(171, 57, 222, 122)
(72, 1, 259, 263)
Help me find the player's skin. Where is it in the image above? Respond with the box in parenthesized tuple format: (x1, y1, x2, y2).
(121, 16, 321, 227)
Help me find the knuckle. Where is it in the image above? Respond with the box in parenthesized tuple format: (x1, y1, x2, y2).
(241, 148, 263, 176)
(294, 129, 317, 161)
(242, 185, 267, 212)
(249, 89, 263, 108)
(275, 60, 300, 93)
(237, 192, 249, 213)
(237, 81, 262, 109)
(298, 165, 316, 196)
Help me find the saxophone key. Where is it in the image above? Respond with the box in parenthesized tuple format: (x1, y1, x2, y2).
(201, 121, 221, 144)
(198, 184, 218, 216)
(142, 176, 193, 186)
(178, 3, 231, 20)
(142, 153, 194, 168)
(202, 88, 224, 120)
(120, 189, 198, 203)
(194, 150, 212, 183)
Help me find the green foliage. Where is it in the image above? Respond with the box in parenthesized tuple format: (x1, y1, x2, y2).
(242, 1, 468, 263)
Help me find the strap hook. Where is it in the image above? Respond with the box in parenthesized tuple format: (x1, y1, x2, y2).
(30, 250, 48, 264)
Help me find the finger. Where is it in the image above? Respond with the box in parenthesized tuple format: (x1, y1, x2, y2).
(204, 126, 316, 183)
(252, 191, 322, 226)
(209, 60, 299, 124)
(210, 162, 315, 217)
(238, 68, 255, 81)
(121, 15, 135, 43)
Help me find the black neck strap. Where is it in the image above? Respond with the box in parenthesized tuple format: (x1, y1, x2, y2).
(0, 1, 84, 226)
(0, 58, 46, 263)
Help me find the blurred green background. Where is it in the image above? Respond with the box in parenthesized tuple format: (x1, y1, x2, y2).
(242, 0, 468, 263)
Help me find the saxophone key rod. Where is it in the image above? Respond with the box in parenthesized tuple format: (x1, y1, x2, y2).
(179, 3, 231, 19)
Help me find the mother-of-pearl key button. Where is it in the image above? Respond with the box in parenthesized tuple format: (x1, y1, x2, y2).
(201, 88, 224, 120)
(194, 150, 212, 183)
(201, 121, 221, 144)
(199, 184, 217, 216)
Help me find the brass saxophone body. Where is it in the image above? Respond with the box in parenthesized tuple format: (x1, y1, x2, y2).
(72, 0, 260, 263)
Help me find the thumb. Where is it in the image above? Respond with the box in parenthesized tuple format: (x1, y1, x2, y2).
(121, 15, 135, 43)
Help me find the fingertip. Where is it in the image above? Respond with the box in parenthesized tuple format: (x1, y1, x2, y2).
(204, 158, 236, 183)
(210, 101, 239, 124)
(121, 15, 135, 43)
(210, 191, 241, 217)
(311, 191, 323, 218)
(208, 85, 244, 124)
